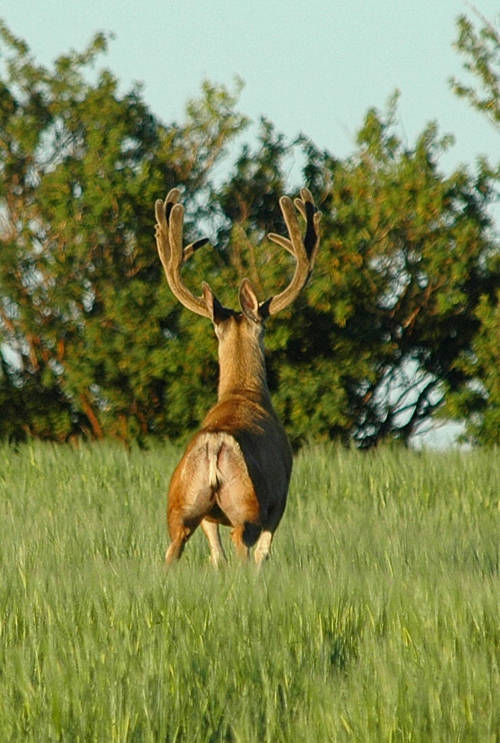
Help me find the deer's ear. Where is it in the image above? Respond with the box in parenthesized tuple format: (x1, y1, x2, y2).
(202, 282, 232, 325)
(239, 279, 262, 323)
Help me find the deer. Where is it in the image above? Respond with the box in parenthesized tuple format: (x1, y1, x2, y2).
(154, 187, 320, 566)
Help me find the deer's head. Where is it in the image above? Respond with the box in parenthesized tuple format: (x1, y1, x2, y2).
(154, 188, 321, 347)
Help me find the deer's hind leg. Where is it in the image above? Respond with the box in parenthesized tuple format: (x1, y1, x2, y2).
(165, 445, 215, 565)
(214, 439, 262, 561)
(230, 522, 261, 562)
(165, 516, 201, 565)
(254, 529, 273, 567)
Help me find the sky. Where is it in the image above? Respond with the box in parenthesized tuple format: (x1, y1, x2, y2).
(1, 0, 499, 447)
(1, 0, 498, 173)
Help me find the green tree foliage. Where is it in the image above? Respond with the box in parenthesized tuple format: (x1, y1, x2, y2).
(440, 10, 500, 445)
(215, 98, 499, 446)
(451, 11, 500, 128)
(442, 289, 500, 445)
(0, 22, 246, 441)
(0, 21, 499, 446)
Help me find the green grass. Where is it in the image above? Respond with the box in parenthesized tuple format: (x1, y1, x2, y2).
(0, 440, 498, 741)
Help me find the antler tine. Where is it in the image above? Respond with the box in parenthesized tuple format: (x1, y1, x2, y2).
(154, 190, 213, 319)
(262, 189, 321, 317)
(294, 188, 321, 266)
(182, 236, 209, 263)
(155, 189, 176, 274)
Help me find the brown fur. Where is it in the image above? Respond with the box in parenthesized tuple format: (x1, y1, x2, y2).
(154, 188, 320, 566)
(165, 314, 292, 565)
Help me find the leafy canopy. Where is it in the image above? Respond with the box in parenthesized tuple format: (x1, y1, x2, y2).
(0, 17, 499, 446)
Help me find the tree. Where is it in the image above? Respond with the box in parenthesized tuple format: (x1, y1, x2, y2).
(215, 96, 499, 447)
(0, 22, 246, 441)
(442, 289, 500, 445)
(1, 20, 498, 448)
(450, 10, 500, 128)
(440, 10, 500, 445)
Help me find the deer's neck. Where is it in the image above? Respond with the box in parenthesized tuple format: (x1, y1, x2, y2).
(217, 335, 271, 406)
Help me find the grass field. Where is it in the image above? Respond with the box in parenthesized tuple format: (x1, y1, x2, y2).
(0, 440, 498, 742)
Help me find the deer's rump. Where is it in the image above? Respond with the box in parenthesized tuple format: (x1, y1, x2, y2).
(174, 431, 260, 527)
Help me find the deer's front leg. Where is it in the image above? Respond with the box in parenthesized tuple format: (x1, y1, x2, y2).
(201, 519, 226, 567)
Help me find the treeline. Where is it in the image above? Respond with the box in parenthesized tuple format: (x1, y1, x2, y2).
(0, 15, 499, 447)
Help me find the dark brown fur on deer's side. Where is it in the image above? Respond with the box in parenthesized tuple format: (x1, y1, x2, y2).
(154, 187, 320, 566)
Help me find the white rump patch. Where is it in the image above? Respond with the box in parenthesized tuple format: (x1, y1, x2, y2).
(197, 432, 242, 489)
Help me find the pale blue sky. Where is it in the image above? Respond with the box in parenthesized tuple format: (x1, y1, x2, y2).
(1, 0, 499, 174)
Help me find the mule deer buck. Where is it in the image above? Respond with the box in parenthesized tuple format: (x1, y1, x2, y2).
(154, 187, 320, 566)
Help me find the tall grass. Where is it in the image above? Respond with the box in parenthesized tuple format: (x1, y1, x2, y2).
(0, 441, 498, 741)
